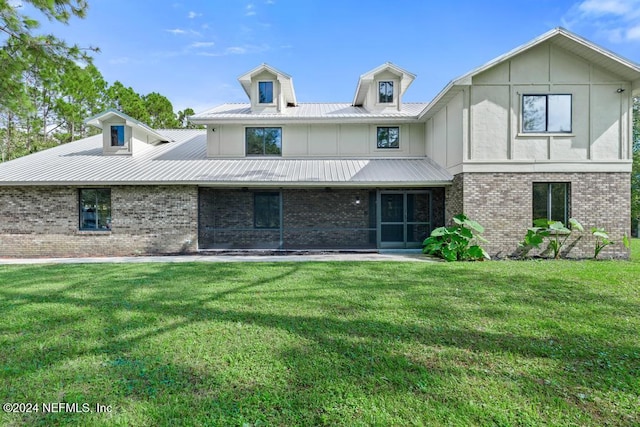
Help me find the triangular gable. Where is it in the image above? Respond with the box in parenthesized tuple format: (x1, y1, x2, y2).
(420, 27, 640, 119)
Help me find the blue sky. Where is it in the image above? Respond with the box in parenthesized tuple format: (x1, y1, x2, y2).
(29, 0, 640, 113)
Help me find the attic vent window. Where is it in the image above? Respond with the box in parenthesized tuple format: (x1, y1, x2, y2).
(379, 81, 394, 103)
(258, 81, 274, 104)
(110, 125, 125, 146)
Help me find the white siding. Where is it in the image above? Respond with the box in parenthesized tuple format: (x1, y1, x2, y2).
(207, 123, 425, 158)
(463, 41, 632, 168)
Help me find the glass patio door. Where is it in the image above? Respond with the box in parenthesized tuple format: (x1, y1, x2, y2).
(378, 191, 431, 249)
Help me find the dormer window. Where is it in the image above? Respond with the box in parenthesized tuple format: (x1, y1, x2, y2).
(258, 81, 274, 104)
(379, 81, 394, 103)
(110, 125, 125, 146)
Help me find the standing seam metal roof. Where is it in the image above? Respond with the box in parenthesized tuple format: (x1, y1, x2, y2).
(0, 129, 452, 186)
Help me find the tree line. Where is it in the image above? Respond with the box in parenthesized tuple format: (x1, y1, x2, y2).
(0, 0, 198, 162)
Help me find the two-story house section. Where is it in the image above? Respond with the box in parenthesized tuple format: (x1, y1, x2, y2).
(0, 27, 638, 258)
(422, 28, 640, 257)
(189, 62, 451, 250)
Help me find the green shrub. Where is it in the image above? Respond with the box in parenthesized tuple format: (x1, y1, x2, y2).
(422, 214, 490, 262)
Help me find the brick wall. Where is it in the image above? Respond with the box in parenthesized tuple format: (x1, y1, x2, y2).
(0, 186, 198, 257)
(199, 188, 446, 250)
(450, 172, 631, 259)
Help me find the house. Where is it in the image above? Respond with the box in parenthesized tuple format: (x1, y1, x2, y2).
(0, 27, 638, 258)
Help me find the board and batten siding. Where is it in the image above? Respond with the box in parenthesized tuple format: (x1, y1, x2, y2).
(426, 41, 633, 174)
(206, 123, 426, 158)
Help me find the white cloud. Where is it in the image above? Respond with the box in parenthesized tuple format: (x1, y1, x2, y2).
(187, 11, 201, 19)
(627, 24, 640, 40)
(265, 0, 275, 4)
(578, 0, 632, 15)
(190, 41, 215, 48)
(246, 3, 256, 16)
(564, 0, 640, 43)
(166, 28, 202, 37)
(226, 46, 247, 54)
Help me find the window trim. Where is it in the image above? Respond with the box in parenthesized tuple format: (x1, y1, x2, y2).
(110, 125, 125, 147)
(257, 80, 275, 105)
(245, 127, 283, 156)
(378, 81, 394, 104)
(254, 192, 281, 229)
(79, 188, 112, 232)
(532, 182, 570, 226)
(376, 126, 400, 149)
(521, 94, 572, 134)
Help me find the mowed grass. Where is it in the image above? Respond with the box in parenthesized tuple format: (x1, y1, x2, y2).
(0, 243, 639, 426)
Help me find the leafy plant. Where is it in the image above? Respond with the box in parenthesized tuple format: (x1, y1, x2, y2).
(591, 227, 614, 259)
(532, 218, 583, 259)
(422, 214, 490, 261)
(515, 227, 548, 259)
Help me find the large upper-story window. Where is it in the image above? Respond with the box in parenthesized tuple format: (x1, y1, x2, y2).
(533, 182, 569, 226)
(246, 127, 282, 156)
(79, 189, 111, 231)
(379, 81, 394, 103)
(377, 127, 399, 149)
(258, 81, 274, 104)
(522, 94, 572, 133)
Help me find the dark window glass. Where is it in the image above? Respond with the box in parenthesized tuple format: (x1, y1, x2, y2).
(258, 81, 274, 104)
(110, 125, 125, 146)
(79, 189, 111, 230)
(377, 127, 399, 149)
(522, 94, 571, 133)
(246, 127, 282, 156)
(379, 81, 393, 103)
(254, 192, 280, 229)
(532, 182, 569, 225)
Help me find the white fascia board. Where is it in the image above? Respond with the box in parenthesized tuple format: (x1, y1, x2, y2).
(0, 180, 453, 188)
(189, 116, 423, 125)
(461, 161, 632, 173)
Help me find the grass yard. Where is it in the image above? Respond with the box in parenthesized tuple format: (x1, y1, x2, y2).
(0, 242, 639, 426)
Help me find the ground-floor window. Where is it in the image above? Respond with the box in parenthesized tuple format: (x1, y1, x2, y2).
(532, 182, 569, 225)
(254, 192, 280, 229)
(79, 189, 111, 230)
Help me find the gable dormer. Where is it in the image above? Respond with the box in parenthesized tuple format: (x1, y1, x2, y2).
(238, 64, 297, 113)
(85, 109, 170, 156)
(352, 62, 416, 112)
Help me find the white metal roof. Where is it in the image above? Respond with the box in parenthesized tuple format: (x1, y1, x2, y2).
(190, 102, 428, 124)
(0, 129, 452, 187)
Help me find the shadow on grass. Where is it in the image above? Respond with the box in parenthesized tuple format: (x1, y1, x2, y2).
(0, 261, 638, 425)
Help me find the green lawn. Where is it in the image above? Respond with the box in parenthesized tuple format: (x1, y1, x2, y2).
(1, 242, 639, 426)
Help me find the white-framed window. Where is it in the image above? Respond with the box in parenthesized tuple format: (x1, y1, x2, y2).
(110, 125, 125, 146)
(258, 81, 274, 104)
(379, 81, 394, 103)
(246, 127, 282, 156)
(377, 126, 399, 149)
(522, 94, 572, 133)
